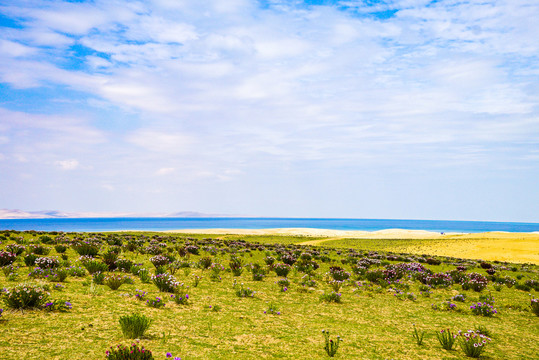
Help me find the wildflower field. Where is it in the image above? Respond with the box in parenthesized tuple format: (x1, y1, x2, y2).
(0, 230, 538, 359)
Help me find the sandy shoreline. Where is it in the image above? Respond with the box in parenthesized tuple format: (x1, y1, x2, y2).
(164, 227, 537, 239)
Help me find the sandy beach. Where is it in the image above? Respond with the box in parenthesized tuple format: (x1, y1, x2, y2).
(166, 228, 539, 264)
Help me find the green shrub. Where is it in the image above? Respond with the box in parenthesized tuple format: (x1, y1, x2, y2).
(119, 313, 152, 338)
(3, 283, 49, 309)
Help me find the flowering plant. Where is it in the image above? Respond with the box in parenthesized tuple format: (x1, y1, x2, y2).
(470, 302, 497, 317)
(151, 273, 179, 293)
(146, 297, 165, 308)
(457, 330, 491, 358)
(3, 283, 49, 309)
(106, 342, 154, 360)
(322, 330, 341, 357)
(171, 293, 189, 305)
(531, 296, 539, 316)
(273, 263, 291, 277)
(0, 251, 17, 267)
(43, 299, 72, 312)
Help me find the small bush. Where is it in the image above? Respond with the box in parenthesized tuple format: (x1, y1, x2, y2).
(0, 251, 17, 267)
(273, 263, 291, 277)
(119, 313, 152, 339)
(470, 302, 497, 317)
(151, 273, 179, 293)
(83, 260, 109, 275)
(146, 297, 165, 309)
(104, 274, 128, 291)
(106, 342, 154, 360)
(3, 283, 49, 309)
(457, 330, 491, 358)
(530, 297, 539, 316)
(320, 291, 341, 303)
(171, 293, 189, 305)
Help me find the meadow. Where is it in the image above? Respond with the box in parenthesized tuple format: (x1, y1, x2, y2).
(0, 230, 538, 359)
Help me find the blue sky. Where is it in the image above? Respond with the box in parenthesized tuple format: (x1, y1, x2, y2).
(0, 0, 538, 221)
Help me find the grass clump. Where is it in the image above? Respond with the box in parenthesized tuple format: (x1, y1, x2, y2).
(119, 313, 152, 339)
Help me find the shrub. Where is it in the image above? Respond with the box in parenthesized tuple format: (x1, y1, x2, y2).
(320, 291, 341, 303)
(273, 263, 291, 277)
(457, 330, 491, 358)
(27, 244, 50, 255)
(328, 266, 351, 281)
(462, 273, 488, 292)
(235, 284, 255, 298)
(276, 278, 290, 292)
(54, 244, 67, 253)
(170, 293, 189, 305)
(151, 273, 179, 293)
(0, 251, 16, 267)
(209, 263, 225, 281)
(72, 241, 100, 256)
(134, 290, 148, 301)
(470, 302, 497, 317)
(146, 297, 165, 309)
(250, 263, 266, 281)
(115, 259, 134, 272)
(104, 274, 128, 290)
(6, 244, 25, 255)
(264, 302, 280, 315)
(322, 330, 341, 357)
(3, 283, 49, 309)
(138, 269, 151, 283)
(531, 297, 539, 316)
(83, 259, 109, 274)
(198, 256, 212, 269)
(106, 342, 154, 360)
(436, 329, 456, 350)
(93, 272, 105, 285)
(119, 313, 152, 338)
(34, 257, 60, 269)
(229, 256, 244, 276)
(43, 299, 72, 312)
(264, 256, 275, 265)
(49, 268, 69, 282)
(150, 255, 170, 268)
(102, 251, 119, 270)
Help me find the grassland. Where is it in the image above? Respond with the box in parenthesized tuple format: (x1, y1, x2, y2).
(0, 230, 538, 359)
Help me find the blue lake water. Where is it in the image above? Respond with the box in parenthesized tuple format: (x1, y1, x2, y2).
(1, 217, 539, 233)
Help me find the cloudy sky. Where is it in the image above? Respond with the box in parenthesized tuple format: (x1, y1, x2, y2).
(0, 0, 538, 222)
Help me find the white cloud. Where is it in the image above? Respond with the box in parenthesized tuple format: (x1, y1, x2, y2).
(156, 167, 175, 176)
(55, 159, 79, 170)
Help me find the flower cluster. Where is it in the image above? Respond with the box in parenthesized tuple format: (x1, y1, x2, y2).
(146, 296, 165, 308)
(106, 342, 154, 360)
(457, 330, 491, 358)
(134, 289, 147, 301)
(470, 302, 497, 317)
(0, 251, 17, 267)
(461, 273, 489, 292)
(327, 266, 351, 281)
(3, 283, 49, 309)
(43, 299, 72, 312)
(151, 273, 179, 293)
(273, 263, 292, 277)
(171, 293, 189, 305)
(149, 255, 170, 267)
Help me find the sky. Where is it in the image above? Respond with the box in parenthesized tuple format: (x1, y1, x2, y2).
(0, 0, 538, 222)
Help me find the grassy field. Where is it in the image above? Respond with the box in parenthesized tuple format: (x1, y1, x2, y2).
(0, 231, 538, 359)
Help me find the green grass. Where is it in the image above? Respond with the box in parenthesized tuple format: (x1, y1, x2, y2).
(0, 231, 538, 359)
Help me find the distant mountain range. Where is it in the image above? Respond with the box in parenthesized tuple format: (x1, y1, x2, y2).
(0, 209, 235, 219)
